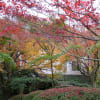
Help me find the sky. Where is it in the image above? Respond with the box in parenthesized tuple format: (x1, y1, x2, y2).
(1, 0, 100, 19)
(93, 0, 100, 12)
(34, 0, 100, 18)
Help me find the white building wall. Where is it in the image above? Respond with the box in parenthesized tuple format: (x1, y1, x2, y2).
(65, 61, 81, 75)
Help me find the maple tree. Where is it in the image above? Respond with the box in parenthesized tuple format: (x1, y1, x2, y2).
(60, 37, 100, 87)
(0, 0, 99, 40)
(23, 38, 67, 84)
(52, 0, 100, 39)
(0, 0, 100, 88)
(0, 37, 16, 99)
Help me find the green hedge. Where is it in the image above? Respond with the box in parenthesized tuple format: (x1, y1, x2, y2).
(67, 80, 91, 87)
(10, 77, 58, 95)
(63, 75, 90, 83)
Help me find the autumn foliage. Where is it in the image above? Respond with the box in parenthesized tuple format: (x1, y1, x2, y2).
(29, 87, 100, 100)
(0, 0, 100, 88)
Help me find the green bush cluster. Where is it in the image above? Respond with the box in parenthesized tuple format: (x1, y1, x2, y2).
(9, 69, 58, 95)
(67, 80, 91, 87)
(10, 77, 58, 95)
(0, 69, 58, 100)
(12, 69, 39, 77)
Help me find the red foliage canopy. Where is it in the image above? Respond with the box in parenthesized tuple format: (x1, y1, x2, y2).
(0, 0, 100, 41)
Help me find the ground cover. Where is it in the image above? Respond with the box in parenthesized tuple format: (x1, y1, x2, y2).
(9, 86, 100, 100)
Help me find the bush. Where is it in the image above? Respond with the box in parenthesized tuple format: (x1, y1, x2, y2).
(67, 80, 91, 87)
(10, 77, 36, 94)
(10, 77, 58, 95)
(12, 69, 39, 78)
(0, 69, 58, 99)
(37, 78, 58, 89)
(9, 87, 100, 100)
(32, 87, 100, 100)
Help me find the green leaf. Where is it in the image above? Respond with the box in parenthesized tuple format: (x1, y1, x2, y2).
(0, 52, 16, 71)
(0, 36, 13, 45)
(29, 52, 65, 65)
(67, 44, 81, 51)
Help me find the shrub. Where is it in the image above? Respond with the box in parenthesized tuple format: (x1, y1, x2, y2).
(10, 77, 58, 95)
(10, 77, 36, 94)
(12, 69, 39, 78)
(67, 80, 91, 87)
(9, 87, 100, 100)
(10, 69, 58, 95)
(32, 87, 100, 100)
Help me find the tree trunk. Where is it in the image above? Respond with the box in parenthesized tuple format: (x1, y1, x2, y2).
(0, 72, 10, 100)
(91, 76, 96, 88)
(92, 80, 96, 88)
(50, 59, 54, 87)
